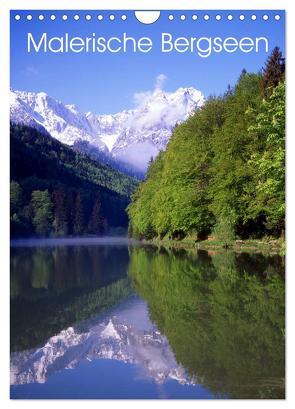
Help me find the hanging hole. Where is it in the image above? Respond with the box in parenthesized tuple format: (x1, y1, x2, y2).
(135, 11, 160, 24)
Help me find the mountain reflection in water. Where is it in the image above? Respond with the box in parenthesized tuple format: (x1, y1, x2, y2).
(10, 238, 285, 399)
(11, 297, 193, 387)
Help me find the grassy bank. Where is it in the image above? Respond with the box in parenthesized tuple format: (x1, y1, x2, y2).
(144, 237, 285, 256)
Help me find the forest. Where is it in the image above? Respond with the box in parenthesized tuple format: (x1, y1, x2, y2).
(128, 48, 285, 243)
(10, 124, 138, 238)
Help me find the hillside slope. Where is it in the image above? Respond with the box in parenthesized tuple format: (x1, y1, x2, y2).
(10, 123, 138, 237)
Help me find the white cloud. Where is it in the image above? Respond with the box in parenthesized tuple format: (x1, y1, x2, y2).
(132, 90, 151, 105)
(133, 74, 168, 106)
(155, 74, 167, 90)
(130, 74, 188, 131)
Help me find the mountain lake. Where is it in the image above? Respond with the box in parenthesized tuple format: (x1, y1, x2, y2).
(10, 237, 285, 399)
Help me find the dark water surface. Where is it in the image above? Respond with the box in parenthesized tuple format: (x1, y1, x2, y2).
(10, 237, 285, 399)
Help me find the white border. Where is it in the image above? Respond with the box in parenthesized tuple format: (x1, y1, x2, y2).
(1, 1, 294, 408)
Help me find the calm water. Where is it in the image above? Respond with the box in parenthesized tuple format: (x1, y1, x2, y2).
(10, 238, 285, 399)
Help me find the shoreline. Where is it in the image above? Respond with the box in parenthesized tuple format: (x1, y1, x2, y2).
(142, 237, 285, 255)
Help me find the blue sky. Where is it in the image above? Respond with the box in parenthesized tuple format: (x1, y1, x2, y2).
(10, 10, 285, 114)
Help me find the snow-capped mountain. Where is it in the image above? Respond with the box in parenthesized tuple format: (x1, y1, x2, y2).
(11, 298, 196, 387)
(10, 86, 204, 172)
(10, 90, 107, 151)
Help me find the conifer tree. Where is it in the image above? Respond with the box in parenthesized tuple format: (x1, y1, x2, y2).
(238, 68, 247, 82)
(88, 198, 104, 234)
(73, 192, 85, 235)
(261, 47, 285, 95)
(52, 188, 68, 236)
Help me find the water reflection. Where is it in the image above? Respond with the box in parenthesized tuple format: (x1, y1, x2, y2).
(128, 247, 285, 399)
(11, 297, 192, 387)
(10, 240, 285, 399)
(11, 241, 131, 352)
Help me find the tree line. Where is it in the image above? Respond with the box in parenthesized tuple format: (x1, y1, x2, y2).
(11, 182, 108, 237)
(128, 48, 285, 242)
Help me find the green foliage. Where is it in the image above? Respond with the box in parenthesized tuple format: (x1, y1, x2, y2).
(128, 97, 226, 240)
(10, 181, 23, 214)
(10, 181, 26, 237)
(209, 73, 262, 236)
(213, 215, 235, 245)
(128, 50, 285, 242)
(128, 246, 285, 398)
(128, 151, 165, 239)
(247, 81, 285, 234)
(31, 190, 53, 236)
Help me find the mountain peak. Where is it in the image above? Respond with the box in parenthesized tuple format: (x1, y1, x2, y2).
(37, 91, 48, 99)
(10, 86, 205, 172)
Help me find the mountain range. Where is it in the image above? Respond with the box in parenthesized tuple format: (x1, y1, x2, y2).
(11, 298, 195, 387)
(10, 86, 204, 173)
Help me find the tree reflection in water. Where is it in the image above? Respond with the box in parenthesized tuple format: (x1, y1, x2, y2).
(128, 247, 285, 399)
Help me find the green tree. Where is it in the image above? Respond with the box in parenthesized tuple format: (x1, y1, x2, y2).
(31, 190, 53, 236)
(127, 50, 285, 241)
(213, 214, 235, 245)
(155, 98, 226, 239)
(128, 152, 165, 239)
(209, 73, 263, 238)
(10, 181, 22, 214)
(128, 98, 226, 240)
(247, 81, 285, 234)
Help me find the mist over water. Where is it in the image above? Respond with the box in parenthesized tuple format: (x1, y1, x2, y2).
(10, 236, 134, 247)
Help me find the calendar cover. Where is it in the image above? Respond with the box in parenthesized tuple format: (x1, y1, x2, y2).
(10, 10, 285, 399)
